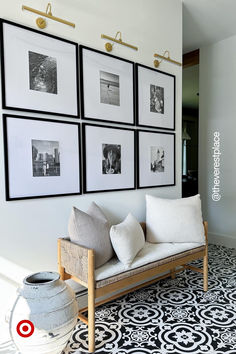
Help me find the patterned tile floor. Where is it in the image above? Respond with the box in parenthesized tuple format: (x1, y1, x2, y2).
(64, 244, 236, 353)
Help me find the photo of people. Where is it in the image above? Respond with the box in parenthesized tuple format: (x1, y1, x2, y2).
(32, 139, 60, 177)
(150, 146, 164, 172)
(102, 144, 121, 174)
(100, 70, 120, 106)
(150, 84, 164, 114)
(29, 51, 58, 94)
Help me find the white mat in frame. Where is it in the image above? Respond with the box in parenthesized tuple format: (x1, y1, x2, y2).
(3, 115, 81, 200)
(80, 46, 135, 125)
(0, 19, 79, 117)
(137, 129, 175, 189)
(82, 123, 136, 193)
(136, 63, 175, 130)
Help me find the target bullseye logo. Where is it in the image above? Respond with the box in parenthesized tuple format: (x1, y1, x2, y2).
(16, 320, 34, 337)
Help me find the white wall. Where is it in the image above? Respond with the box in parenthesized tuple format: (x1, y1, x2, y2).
(0, 0, 182, 276)
(199, 34, 236, 248)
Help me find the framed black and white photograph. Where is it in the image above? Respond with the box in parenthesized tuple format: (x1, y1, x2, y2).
(3, 115, 81, 200)
(136, 64, 175, 130)
(0, 19, 79, 117)
(80, 46, 135, 125)
(83, 123, 136, 193)
(137, 130, 175, 188)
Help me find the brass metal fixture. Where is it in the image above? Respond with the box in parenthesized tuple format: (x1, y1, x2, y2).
(101, 31, 138, 52)
(22, 3, 75, 29)
(36, 17, 46, 29)
(154, 50, 182, 67)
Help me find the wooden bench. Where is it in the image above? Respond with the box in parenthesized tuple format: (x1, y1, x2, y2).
(57, 221, 208, 352)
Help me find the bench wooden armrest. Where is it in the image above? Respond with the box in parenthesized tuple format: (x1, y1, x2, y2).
(58, 238, 93, 285)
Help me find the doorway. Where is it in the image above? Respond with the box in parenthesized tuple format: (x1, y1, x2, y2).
(182, 50, 199, 197)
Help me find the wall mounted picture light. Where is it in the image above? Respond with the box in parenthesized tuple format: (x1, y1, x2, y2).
(101, 31, 138, 52)
(22, 3, 75, 29)
(154, 50, 182, 68)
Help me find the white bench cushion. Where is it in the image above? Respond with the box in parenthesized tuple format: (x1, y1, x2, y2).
(95, 241, 205, 281)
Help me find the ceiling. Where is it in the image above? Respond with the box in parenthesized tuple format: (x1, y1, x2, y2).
(183, 0, 236, 53)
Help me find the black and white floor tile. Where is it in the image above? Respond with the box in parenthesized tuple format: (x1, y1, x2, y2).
(64, 244, 236, 353)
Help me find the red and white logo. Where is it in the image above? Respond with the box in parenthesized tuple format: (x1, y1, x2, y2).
(16, 320, 34, 337)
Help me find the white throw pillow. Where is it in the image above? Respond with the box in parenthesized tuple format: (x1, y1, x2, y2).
(68, 202, 113, 268)
(146, 194, 205, 243)
(110, 213, 145, 268)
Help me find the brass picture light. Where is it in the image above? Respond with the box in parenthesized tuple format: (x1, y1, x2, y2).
(101, 31, 138, 52)
(154, 50, 182, 68)
(22, 3, 75, 29)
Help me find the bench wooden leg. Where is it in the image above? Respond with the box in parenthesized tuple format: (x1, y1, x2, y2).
(203, 221, 208, 292)
(88, 287, 95, 352)
(58, 239, 65, 280)
(170, 268, 176, 279)
(59, 266, 65, 281)
(203, 251, 208, 292)
(88, 250, 95, 353)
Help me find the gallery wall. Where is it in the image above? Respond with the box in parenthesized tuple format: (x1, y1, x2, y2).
(0, 0, 182, 276)
(199, 34, 236, 248)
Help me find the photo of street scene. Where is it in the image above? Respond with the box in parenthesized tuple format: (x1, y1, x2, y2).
(32, 139, 60, 177)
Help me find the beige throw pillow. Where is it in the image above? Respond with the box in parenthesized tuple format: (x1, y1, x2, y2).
(110, 213, 145, 268)
(68, 202, 113, 268)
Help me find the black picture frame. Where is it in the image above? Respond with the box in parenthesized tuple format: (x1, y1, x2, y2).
(0, 18, 79, 117)
(3, 114, 82, 201)
(80, 45, 135, 126)
(137, 129, 175, 189)
(82, 123, 136, 193)
(136, 63, 176, 130)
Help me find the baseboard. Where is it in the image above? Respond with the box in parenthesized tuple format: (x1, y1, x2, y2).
(208, 232, 236, 249)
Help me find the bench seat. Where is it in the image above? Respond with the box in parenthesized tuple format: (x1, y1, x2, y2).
(96, 242, 205, 287)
